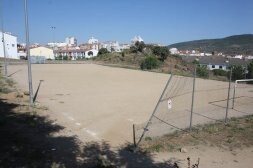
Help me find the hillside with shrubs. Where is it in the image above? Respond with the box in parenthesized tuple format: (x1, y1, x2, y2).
(93, 42, 193, 76)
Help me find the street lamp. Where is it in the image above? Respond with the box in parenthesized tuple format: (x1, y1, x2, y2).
(24, 0, 33, 105)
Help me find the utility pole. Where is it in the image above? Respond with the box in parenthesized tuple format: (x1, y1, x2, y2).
(24, 0, 33, 105)
(0, 0, 7, 76)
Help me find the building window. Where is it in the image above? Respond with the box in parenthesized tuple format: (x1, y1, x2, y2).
(219, 65, 222, 69)
(212, 65, 215, 68)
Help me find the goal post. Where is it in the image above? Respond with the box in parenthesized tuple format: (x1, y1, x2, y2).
(232, 79, 253, 109)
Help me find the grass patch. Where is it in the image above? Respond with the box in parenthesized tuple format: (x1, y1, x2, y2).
(0, 72, 14, 94)
(141, 115, 253, 152)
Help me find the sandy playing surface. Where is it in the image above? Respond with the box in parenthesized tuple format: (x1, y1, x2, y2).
(8, 64, 170, 145)
(8, 64, 253, 147)
(7, 63, 253, 167)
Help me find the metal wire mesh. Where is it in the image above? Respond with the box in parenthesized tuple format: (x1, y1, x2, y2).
(135, 75, 193, 145)
(134, 72, 253, 146)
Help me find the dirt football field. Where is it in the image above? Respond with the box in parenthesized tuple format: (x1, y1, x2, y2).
(8, 64, 253, 146)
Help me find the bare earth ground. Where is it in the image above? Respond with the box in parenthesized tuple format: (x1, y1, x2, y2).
(8, 64, 168, 146)
(7, 64, 253, 167)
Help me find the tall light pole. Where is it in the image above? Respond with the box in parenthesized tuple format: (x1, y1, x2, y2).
(0, 0, 7, 76)
(24, 0, 33, 105)
(51, 26, 58, 62)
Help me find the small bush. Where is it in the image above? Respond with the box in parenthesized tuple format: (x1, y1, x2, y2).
(140, 56, 160, 70)
(231, 65, 244, 81)
(98, 48, 109, 56)
(213, 69, 227, 76)
(197, 66, 209, 78)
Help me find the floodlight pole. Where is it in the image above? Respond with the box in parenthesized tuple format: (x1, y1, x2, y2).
(24, 0, 33, 105)
(0, 0, 7, 76)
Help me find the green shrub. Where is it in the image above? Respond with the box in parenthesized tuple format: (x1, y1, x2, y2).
(248, 60, 253, 79)
(213, 69, 227, 76)
(197, 66, 209, 78)
(231, 65, 244, 81)
(152, 46, 169, 62)
(140, 56, 160, 70)
(98, 48, 109, 55)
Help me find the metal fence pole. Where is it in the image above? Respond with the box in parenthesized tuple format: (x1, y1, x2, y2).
(24, 0, 33, 105)
(189, 64, 196, 131)
(232, 81, 236, 109)
(225, 67, 232, 123)
(133, 124, 136, 147)
(136, 73, 173, 146)
(0, 0, 7, 76)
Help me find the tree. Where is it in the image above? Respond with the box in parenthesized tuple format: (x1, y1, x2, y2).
(231, 65, 244, 81)
(196, 66, 209, 78)
(135, 41, 145, 52)
(130, 41, 146, 53)
(152, 46, 169, 62)
(248, 60, 253, 79)
(98, 48, 109, 56)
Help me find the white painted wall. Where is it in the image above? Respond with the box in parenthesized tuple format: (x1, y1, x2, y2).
(85, 49, 98, 58)
(0, 32, 18, 59)
(206, 64, 227, 70)
(30, 46, 54, 59)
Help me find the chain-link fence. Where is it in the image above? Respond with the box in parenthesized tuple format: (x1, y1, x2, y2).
(134, 67, 253, 147)
(30, 56, 46, 64)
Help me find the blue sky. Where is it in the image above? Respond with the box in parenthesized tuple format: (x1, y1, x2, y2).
(1, 0, 253, 45)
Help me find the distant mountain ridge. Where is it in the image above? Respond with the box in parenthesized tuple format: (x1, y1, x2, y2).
(168, 34, 253, 55)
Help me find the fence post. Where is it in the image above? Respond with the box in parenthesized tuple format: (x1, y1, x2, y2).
(232, 80, 236, 109)
(225, 67, 232, 123)
(190, 64, 196, 131)
(133, 124, 136, 147)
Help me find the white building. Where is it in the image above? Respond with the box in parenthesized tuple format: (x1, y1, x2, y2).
(0, 32, 18, 59)
(88, 37, 99, 44)
(169, 48, 179, 55)
(30, 46, 54, 59)
(233, 55, 243, 59)
(47, 42, 67, 48)
(85, 49, 98, 58)
(101, 42, 130, 52)
(65, 37, 77, 46)
(101, 41, 119, 52)
(119, 43, 130, 51)
(246, 55, 253, 59)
